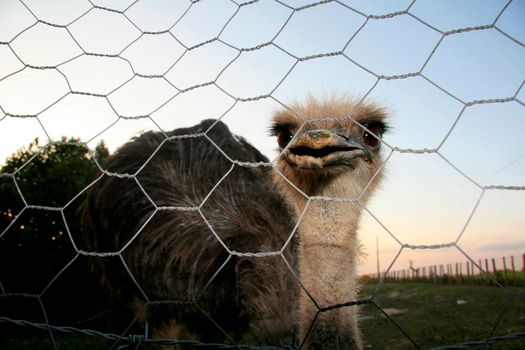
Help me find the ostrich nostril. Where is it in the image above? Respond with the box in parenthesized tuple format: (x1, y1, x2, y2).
(307, 129, 331, 139)
(337, 133, 349, 141)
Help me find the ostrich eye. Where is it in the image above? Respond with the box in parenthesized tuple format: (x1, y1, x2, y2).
(277, 129, 293, 149)
(362, 124, 384, 147)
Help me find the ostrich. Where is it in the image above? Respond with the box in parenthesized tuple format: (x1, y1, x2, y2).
(81, 96, 388, 349)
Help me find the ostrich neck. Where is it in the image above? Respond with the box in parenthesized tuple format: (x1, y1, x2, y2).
(292, 183, 366, 348)
(272, 165, 374, 347)
(297, 199, 361, 307)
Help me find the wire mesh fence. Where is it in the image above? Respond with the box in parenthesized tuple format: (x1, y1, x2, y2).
(0, 0, 524, 349)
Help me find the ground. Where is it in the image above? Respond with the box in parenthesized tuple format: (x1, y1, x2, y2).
(1, 283, 524, 349)
(359, 283, 525, 350)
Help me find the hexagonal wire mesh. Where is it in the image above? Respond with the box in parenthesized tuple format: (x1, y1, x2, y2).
(0, 0, 524, 349)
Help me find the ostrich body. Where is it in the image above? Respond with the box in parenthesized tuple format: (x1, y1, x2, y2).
(82, 97, 387, 349)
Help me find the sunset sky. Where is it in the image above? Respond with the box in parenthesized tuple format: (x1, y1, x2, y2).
(0, 0, 524, 275)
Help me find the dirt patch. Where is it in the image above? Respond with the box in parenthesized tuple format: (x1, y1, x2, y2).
(361, 307, 408, 320)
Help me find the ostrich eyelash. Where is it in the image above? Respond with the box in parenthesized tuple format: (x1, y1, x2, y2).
(361, 120, 388, 134)
(270, 123, 295, 136)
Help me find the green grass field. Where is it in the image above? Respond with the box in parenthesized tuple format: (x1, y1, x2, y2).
(359, 283, 525, 349)
(1, 283, 524, 349)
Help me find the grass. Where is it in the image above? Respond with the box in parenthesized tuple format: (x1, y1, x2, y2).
(360, 270, 525, 287)
(0, 333, 110, 350)
(359, 283, 525, 349)
(1, 283, 524, 349)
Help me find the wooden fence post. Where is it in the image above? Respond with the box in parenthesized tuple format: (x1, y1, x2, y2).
(485, 259, 490, 285)
(478, 260, 482, 285)
(377, 253, 523, 287)
(466, 261, 470, 285)
(503, 256, 508, 286)
(492, 258, 498, 283)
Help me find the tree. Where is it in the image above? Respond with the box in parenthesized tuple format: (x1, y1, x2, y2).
(0, 137, 109, 297)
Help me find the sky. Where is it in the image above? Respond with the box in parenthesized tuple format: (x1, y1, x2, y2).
(0, 0, 524, 276)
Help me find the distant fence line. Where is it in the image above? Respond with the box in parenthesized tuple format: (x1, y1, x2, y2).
(362, 253, 525, 286)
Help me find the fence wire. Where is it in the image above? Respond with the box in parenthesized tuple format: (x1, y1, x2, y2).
(0, 0, 524, 349)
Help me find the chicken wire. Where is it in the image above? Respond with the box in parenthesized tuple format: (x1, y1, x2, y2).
(0, 0, 524, 349)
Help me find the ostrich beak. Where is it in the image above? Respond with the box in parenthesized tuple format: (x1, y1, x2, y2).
(285, 129, 368, 169)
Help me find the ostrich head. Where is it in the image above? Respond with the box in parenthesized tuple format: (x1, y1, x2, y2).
(271, 97, 388, 206)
